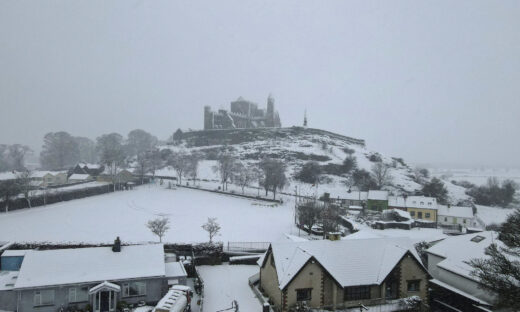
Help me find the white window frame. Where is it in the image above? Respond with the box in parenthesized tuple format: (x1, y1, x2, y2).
(69, 286, 89, 303)
(34, 289, 55, 306)
(122, 281, 146, 297)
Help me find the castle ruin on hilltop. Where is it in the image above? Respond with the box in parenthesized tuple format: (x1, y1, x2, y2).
(204, 94, 281, 130)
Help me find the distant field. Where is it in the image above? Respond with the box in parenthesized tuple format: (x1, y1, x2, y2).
(0, 185, 297, 244)
(431, 168, 520, 186)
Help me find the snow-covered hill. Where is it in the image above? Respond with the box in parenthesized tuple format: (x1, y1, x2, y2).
(160, 127, 422, 199)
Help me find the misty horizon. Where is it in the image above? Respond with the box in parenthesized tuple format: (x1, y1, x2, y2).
(1, 1, 519, 168)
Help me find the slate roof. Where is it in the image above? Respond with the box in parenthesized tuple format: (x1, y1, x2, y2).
(15, 244, 165, 289)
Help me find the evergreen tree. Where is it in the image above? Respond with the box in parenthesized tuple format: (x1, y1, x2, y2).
(421, 177, 448, 204)
(470, 209, 520, 310)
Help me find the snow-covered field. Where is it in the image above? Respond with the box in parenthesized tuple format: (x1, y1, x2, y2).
(0, 185, 297, 244)
(197, 264, 260, 312)
(431, 167, 520, 186)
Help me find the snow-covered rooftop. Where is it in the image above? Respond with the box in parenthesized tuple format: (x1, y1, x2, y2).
(15, 244, 165, 289)
(69, 173, 92, 180)
(1, 249, 31, 257)
(165, 262, 187, 278)
(388, 196, 406, 207)
(426, 231, 500, 280)
(267, 238, 422, 290)
(367, 190, 388, 201)
(31, 170, 67, 178)
(0, 171, 17, 181)
(437, 205, 473, 219)
(343, 191, 368, 201)
(405, 196, 437, 210)
(344, 228, 447, 243)
(0, 271, 18, 291)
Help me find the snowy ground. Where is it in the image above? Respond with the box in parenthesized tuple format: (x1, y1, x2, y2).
(0, 184, 298, 244)
(430, 167, 520, 186)
(474, 205, 514, 226)
(197, 264, 261, 312)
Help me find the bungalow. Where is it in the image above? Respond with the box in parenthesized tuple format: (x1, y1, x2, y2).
(0, 240, 187, 312)
(437, 205, 476, 228)
(366, 190, 388, 211)
(259, 238, 429, 311)
(426, 231, 500, 311)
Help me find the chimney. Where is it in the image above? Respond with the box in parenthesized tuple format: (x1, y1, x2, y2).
(112, 236, 121, 252)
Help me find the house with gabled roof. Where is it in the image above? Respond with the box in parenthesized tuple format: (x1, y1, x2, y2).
(426, 231, 501, 311)
(0, 239, 188, 312)
(259, 238, 429, 311)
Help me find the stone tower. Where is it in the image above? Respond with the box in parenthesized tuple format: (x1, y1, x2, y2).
(204, 106, 214, 130)
(265, 94, 275, 127)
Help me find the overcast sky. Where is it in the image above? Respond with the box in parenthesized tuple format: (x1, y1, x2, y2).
(0, 1, 519, 167)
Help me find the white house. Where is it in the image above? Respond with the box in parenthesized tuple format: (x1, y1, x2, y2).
(426, 231, 499, 311)
(437, 205, 476, 228)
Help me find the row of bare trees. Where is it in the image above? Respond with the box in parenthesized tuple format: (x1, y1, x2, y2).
(166, 150, 288, 199)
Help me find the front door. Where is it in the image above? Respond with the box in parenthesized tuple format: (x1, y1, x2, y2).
(100, 291, 109, 312)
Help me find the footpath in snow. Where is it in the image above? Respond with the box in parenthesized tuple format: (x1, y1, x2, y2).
(197, 264, 261, 312)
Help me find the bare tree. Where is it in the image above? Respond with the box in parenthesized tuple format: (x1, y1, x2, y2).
(259, 158, 287, 199)
(371, 162, 393, 189)
(135, 152, 151, 184)
(213, 152, 237, 191)
(146, 217, 170, 242)
(187, 152, 201, 185)
(321, 204, 341, 237)
(16, 170, 35, 208)
(297, 202, 322, 236)
(40, 132, 80, 170)
(202, 217, 221, 243)
(0, 180, 20, 213)
(232, 162, 255, 194)
(169, 151, 190, 185)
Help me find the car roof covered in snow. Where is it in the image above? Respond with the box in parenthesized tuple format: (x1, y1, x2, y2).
(426, 231, 500, 280)
(15, 244, 165, 289)
(266, 238, 423, 290)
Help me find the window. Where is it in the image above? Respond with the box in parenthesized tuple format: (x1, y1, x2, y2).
(34, 289, 55, 306)
(296, 288, 312, 301)
(471, 235, 486, 243)
(407, 280, 420, 292)
(344, 286, 371, 301)
(123, 281, 146, 297)
(463, 219, 467, 224)
(444, 217, 447, 222)
(425, 213, 431, 218)
(428, 202, 432, 206)
(69, 287, 88, 303)
(410, 211, 415, 217)
(417, 212, 423, 219)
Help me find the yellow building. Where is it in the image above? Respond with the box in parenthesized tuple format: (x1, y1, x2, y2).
(404, 196, 438, 222)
